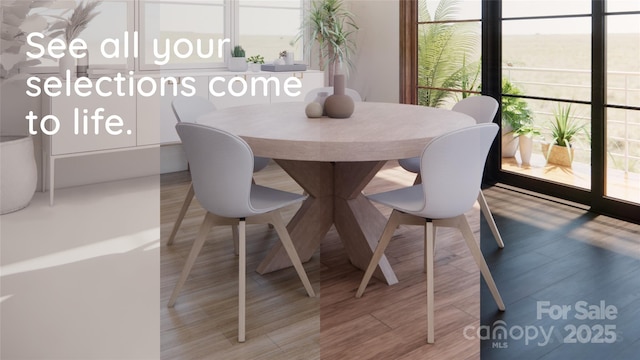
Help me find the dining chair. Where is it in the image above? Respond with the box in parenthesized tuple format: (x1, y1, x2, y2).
(167, 95, 270, 247)
(356, 123, 505, 343)
(304, 86, 363, 102)
(168, 122, 316, 343)
(397, 95, 504, 248)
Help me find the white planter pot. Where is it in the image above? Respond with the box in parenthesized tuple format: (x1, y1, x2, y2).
(228, 57, 248, 72)
(502, 133, 519, 157)
(519, 135, 533, 165)
(1, 135, 37, 214)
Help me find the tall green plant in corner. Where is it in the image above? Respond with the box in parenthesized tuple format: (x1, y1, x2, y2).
(300, 0, 358, 85)
(417, 0, 479, 107)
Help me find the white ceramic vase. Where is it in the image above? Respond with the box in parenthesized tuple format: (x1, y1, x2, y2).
(59, 50, 76, 78)
(519, 135, 533, 166)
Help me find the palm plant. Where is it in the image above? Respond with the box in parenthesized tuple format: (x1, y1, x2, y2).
(48, 0, 102, 44)
(417, 0, 479, 107)
(549, 103, 585, 147)
(301, 0, 358, 85)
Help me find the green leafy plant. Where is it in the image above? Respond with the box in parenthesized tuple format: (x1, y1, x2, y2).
(300, 0, 358, 85)
(501, 79, 533, 132)
(417, 0, 479, 107)
(247, 55, 264, 64)
(513, 123, 541, 138)
(231, 45, 245, 58)
(549, 103, 585, 147)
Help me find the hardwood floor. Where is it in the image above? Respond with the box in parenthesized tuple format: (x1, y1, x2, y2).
(161, 161, 640, 359)
(480, 186, 640, 360)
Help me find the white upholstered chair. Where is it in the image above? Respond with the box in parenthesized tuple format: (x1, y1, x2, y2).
(304, 86, 363, 102)
(356, 123, 505, 343)
(167, 95, 270, 247)
(168, 122, 315, 343)
(398, 95, 504, 248)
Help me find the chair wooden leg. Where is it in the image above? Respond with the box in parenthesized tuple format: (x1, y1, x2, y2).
(424, 227, 439, 273)
(238, 219, 246, 343)
(426, 220, 435, 344)
(478, 191, 504, 248)
(167, 183, 195, 246)
(270, 212, 315, 298)
(356, 210, 401, 298)
(456, 215, 506, 311)
(231, 225, 240, 256)
(168, 212, 215, 307)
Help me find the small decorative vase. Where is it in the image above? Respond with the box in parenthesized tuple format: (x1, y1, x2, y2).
(59, 49, 76, 78)
(324, 74, 354, 119)
(77, 48, 89, 77)
(285, 52, 295, 65)
(312, 91, 329, 115)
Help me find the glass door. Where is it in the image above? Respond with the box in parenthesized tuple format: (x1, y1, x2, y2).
(604, 1, 640, 206)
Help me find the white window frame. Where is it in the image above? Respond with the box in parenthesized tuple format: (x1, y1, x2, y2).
(22, 0, 306, 74)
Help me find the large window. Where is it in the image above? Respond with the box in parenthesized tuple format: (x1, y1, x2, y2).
(27, 0, 305, 72)
(500, 1, 593, 191)
(416, 0, 482, 109)
(401, 0, 640, 223)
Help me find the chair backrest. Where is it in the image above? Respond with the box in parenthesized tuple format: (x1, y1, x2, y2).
(171, 95, 217, 123)
(175, 123, 255, 218)
(418, 123, 499, 219)
(451, 95, 499, 124)
(304, 86, 363, 102)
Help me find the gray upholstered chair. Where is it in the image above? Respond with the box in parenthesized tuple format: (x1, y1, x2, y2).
(356, 123, 505, 343)
(398, 95, 504, 248)
(168, 122, 315, 343)
(167, 95, 270, 246)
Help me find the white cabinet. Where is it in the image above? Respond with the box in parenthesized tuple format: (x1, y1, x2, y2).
(42, 81, 137, 156)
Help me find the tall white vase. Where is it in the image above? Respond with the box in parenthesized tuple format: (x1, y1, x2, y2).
(519, 135, 533, 166)
(59, 50, 76, 78)
(0, 135, 37, 214)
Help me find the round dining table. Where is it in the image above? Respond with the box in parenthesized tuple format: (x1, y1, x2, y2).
(197, 101, 475, 285)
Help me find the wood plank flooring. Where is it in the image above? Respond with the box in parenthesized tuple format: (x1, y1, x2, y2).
(161, 160, 640, 359)
(480, 186, 640, 360)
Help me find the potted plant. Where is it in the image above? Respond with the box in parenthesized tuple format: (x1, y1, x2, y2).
(279, 50, 294, 65)
(513, 123, 541, 166)
(300, 0, 358, 85)
(228, 45, 247, 72)
(501, 79, 533, 157)
(247, 55, 264, 72)
(48, 0, 102, 76)
(1, 0, 73, 214)
(542, 103, 586, 167)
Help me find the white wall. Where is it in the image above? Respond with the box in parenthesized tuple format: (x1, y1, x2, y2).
(347, 0, 400, 103)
